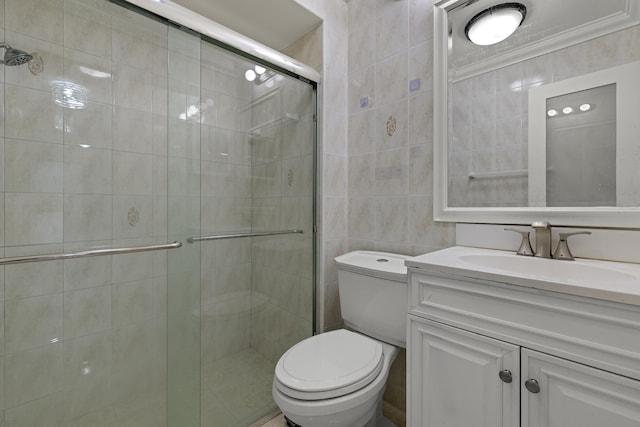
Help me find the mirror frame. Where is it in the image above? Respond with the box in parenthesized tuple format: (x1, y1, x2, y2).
(433, 0, 640, 228)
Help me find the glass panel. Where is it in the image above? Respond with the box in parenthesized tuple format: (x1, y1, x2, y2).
(197, 39, 316, 427)
(0, 0, 172, 425)
(167, 27, 202, 427)
(0, 1, 316, 426)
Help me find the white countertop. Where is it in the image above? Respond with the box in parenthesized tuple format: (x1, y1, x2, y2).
(406, 246, 640, 307)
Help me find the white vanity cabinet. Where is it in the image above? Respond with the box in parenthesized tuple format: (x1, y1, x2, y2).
(521, 349, 640, 427)
(409, 318, 520, 426)
(407, 266, 640, 427)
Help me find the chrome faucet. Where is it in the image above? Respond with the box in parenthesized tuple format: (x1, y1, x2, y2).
(532, 221, 552, 258)
(506, 222, 591, 261)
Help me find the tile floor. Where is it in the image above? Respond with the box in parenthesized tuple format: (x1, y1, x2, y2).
(216, 349, 407, 427)
(202, 348, 279, 427)
(254, 412, 288, 427)
(253, 403, 407, 427)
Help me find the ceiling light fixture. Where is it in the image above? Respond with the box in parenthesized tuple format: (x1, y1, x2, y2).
(465, 2, 527, 46)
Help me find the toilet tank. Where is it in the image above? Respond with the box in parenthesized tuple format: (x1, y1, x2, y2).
(334, 251, 410, 348)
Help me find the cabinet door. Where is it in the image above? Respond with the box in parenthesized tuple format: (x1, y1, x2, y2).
(522, 348, 640, 427)
(408, 317, 520, 427)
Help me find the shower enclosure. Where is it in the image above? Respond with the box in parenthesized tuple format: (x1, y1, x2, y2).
(0, 0, 316, 426)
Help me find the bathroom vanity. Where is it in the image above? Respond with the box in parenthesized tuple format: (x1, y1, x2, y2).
(406, 246, 640, 426)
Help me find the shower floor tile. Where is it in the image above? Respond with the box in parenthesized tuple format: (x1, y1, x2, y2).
(201, 348, 278, 427)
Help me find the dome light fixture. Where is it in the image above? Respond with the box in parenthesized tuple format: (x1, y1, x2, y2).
(465, 2, 527, 46)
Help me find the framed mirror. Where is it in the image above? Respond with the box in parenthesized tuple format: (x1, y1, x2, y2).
(433, 0, 640, 227)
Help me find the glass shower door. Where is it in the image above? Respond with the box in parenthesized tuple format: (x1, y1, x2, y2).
(192, 38, 316, 427)
(166, 28, 317, 427)
(166, 27, 203, 427)
(0, 0, 315, 426)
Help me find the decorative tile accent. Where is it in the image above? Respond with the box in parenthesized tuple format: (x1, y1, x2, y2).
(409, 78, 421, 92)
(386, 115, 397, 136)
(128, 207, 140, 226)
(28, 52, 44, 75)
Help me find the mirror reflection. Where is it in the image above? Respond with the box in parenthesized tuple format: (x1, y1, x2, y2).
(545, 84, 616, 207)
(442, 0, 640, 211)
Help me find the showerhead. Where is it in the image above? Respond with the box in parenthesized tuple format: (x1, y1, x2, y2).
(0, 43, 33, 66)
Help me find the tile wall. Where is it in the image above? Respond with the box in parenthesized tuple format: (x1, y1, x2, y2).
(166, 26, 201, 427)
(197, 38, 254, 377)
(248, 76, 315, 362)
(346, 0, 454, 259)
(448, 23, 640, 207)
(289, 0, 350, 334)
(0, 0, 171, 425)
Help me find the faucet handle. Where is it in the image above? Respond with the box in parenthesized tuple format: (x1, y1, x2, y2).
(552, 231, 592, 261)
(505, 228, 534, 256)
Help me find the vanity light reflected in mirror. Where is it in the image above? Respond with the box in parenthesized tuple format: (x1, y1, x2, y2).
(465, 2, 527, 46)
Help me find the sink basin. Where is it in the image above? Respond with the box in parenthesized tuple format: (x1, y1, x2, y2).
(459, 254, 637, 285)
(406, 246, 640, 306)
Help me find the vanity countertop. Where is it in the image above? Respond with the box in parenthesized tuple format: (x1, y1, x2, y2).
(406, 246, 640, 307)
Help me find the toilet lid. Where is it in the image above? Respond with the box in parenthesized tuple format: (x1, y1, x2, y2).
(275, 329, 383, 400)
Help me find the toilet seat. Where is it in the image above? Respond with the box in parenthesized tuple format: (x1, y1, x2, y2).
(274, 329, 384, 400)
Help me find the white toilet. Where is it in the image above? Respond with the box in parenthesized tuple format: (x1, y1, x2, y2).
(272, 250, 410, 427)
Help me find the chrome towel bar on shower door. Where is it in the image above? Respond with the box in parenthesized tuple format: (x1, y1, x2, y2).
(0, 241, 182, 265)
(187, 229, 304, 243)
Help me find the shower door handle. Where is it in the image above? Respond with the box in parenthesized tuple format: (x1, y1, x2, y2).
(0, 241, 182, 265)
(187, 229, 303, 243)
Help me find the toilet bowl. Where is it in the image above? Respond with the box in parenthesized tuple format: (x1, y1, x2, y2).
(272, 251, 410, 427)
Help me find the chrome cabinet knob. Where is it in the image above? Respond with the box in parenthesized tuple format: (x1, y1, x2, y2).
(525, 378, 540, 393)
(498, 370, 513, 383)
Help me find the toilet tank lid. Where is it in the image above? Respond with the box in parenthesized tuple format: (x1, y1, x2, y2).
(335, 251, 410, 282)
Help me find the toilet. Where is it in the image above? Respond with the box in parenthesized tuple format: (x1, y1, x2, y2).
(272, 250, 410, 427)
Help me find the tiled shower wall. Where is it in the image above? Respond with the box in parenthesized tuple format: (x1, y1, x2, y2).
(248, 77, 315, 362)
(195, 35, 317, 371)
(0, 0, 171, 425)
(197, 38, 253, 376)
(448, 23, 640, 207)
(0, 0, 318, 425)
